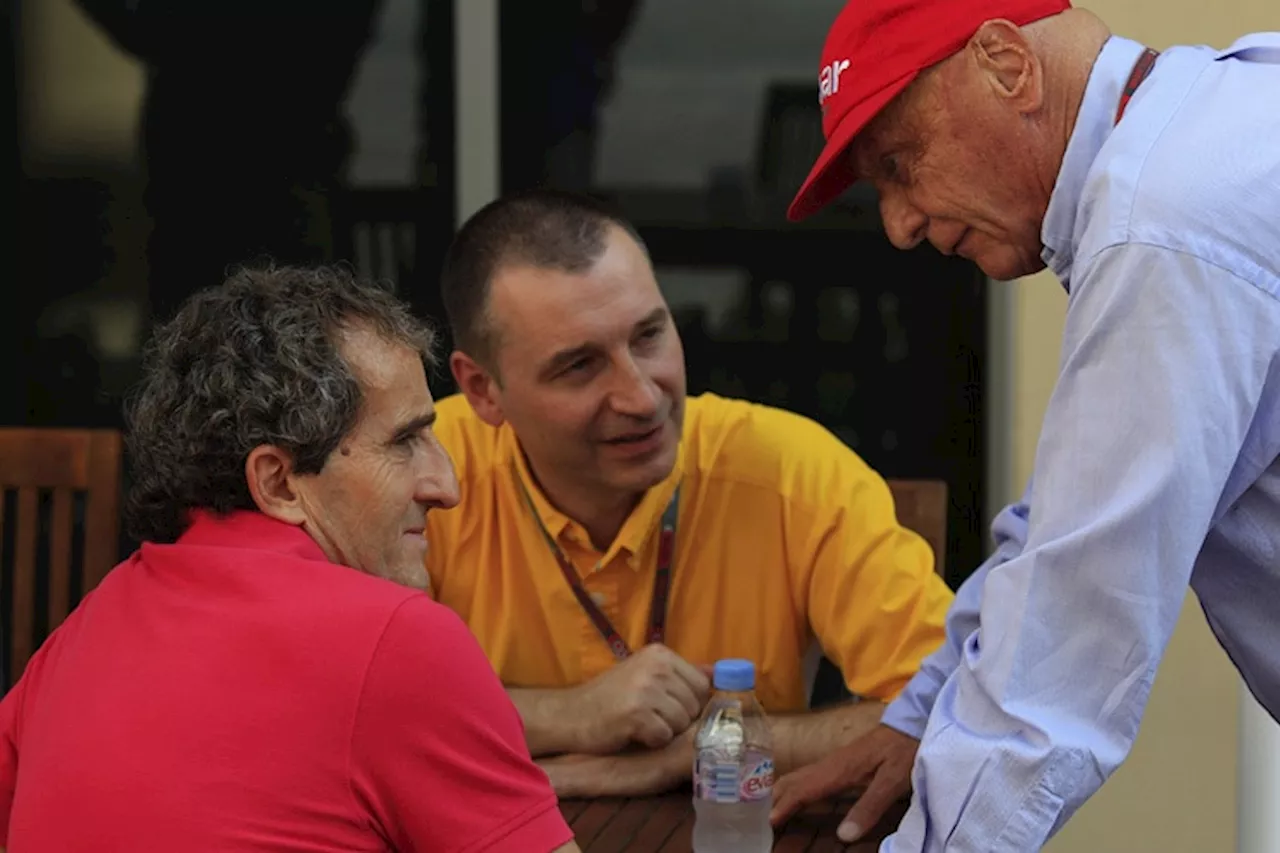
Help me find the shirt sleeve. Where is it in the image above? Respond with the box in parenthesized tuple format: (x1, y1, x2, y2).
(792, 427, 954, 703)
(349, 596, 573, 853)
(880, 488, 1031, 739)
(883, 244, 1280, 852)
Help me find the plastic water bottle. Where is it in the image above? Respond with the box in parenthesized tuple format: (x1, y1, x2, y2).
(692, 658, 774, 852)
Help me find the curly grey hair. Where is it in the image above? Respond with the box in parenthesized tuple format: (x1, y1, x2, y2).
(124, 264, 436, 544)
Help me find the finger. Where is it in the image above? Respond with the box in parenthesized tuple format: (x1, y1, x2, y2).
(664, 673, 704, 721)
(771, 751, 875, 824)
(651, 690, 695, 735)
(836, 764, 911, 843)
(633, 711, 676, 749)
(769, 768, 815, 825)
(670, 654, 712, 695)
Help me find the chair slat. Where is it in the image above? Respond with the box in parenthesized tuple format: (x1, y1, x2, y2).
(11, 487, 39, 683)
(48, 488, 74, 629)
(1, 428, 123, 689)
(82, 431, 123, 592)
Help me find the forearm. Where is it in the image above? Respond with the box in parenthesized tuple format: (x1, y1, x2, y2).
(540, 702, 887, 797)
(882, 488, 1031, 740)
(538, 741, 692, 799)
(506, 687, 587, 757)
(771, 700, 885, 775)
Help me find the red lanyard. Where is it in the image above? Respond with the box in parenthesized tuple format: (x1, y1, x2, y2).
(1115, 48, 1159, 125)
(517, 476, 680, 660)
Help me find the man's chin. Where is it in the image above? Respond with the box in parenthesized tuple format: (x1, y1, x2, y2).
(975, 247, 1047, 281)
(378, 561, 430, 592)
(606, 443, 678, 494)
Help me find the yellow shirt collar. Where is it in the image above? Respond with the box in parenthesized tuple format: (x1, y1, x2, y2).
(501, 424, 685, 570)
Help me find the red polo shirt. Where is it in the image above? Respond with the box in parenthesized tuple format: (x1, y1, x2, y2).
(0, 511, 572, 853)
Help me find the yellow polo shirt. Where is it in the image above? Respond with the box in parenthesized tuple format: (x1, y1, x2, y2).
(425, 392, 952, 713)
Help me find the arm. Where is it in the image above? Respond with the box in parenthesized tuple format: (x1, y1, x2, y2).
(886, 245, 1279, 852)
(790, 428, 955, 719)
(768, 500, 1032, 838)
(351, 598, 575, 853)
(507, 688, 591, 757)
(539, 700, 887, 798)
(771, 700, 887, 773)
(880, 490, 1032, 739)
(509, 644, 710, 759)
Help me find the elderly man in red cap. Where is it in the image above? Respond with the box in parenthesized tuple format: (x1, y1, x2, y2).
(770, 0, 1280, 849)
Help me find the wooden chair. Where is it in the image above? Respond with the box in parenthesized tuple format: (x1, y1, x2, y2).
(886, 478, 949, 577)
(1, 428, 122, 691)
(809, 478, 949, 708)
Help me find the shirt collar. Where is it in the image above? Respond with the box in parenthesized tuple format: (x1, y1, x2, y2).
(173, 509, 332, 562)
(501, 423, 685, 571)
(1041, 35, 1149, 287)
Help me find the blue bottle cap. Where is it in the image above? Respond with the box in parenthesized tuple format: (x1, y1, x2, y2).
(713, 658, 756, 691)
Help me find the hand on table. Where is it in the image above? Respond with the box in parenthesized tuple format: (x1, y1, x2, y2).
(572, 643, 711, 754)
(770, 724, 918, 843)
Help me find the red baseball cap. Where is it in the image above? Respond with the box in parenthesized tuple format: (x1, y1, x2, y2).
(787, 0, 1073, 221)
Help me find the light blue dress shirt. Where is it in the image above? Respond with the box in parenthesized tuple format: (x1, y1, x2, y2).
(879, 32, 1280, 851)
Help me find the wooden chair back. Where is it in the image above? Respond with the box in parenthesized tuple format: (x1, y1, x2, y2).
(886, 478, 948, 577)
(1, 428, 122, 690)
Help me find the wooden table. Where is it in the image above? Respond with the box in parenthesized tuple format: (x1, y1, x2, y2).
(560, 793, 908, 852)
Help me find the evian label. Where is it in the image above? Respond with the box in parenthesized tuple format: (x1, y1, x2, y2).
(739, 755, 774, 802)
(694, 750, 774, 803)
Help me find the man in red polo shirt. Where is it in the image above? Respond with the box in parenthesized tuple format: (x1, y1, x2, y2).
(0, 265, 578, 853)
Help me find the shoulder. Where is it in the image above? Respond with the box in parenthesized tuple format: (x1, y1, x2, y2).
(1080, 42, 1280, 292)
(432, 393, 503, 482)
(370, 594, 482, 668)
(683, 394, 881, 508)
(357, 595, 519, 724)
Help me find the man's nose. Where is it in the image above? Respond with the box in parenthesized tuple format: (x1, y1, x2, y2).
(879, 190, 928, 251)
(608, 357, 662, 419)
(417, 443, 460, 510)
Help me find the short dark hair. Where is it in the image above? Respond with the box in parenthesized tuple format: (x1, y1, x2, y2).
(439, 188, 646, 367)
(124, 263, 437, 544)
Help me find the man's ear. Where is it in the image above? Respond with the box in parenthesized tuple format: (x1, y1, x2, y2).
(970, 19, 1043, 113)
(450, 350, 506, 428)
(245, 445, 308, 526)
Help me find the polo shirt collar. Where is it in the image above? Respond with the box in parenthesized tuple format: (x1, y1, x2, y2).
(501, 423, 684, 571)
(175, 509, 330, 562)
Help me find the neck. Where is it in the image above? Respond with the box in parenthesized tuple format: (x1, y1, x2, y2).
(1027, 9, 1112, 200)
(522, 453, 642, 551)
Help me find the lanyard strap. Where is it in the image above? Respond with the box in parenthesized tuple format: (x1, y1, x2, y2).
(516, 475, 680, 660)
(1115, 47, 1160, 125)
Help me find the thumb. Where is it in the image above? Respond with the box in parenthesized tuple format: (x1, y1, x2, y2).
(835, 765, 906, 843)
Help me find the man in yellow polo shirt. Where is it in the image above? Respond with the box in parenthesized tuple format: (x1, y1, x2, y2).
(425, 188, 954, 798)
